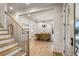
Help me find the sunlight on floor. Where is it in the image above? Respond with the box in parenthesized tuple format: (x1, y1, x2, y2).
(29, 40, 53, 56)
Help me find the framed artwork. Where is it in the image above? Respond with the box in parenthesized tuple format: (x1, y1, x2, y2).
(22, 23, 29, 34)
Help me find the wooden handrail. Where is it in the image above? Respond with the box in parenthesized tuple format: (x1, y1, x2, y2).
(5, 11, 23, 30)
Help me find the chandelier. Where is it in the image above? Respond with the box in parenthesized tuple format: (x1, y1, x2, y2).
(42, 21, 47, 28)
(42, 24, 47, 28)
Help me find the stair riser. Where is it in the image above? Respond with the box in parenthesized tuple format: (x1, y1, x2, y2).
(0, 31, 8, 35)
(0, 35, 11, 39)
(0, 43, 18, 52)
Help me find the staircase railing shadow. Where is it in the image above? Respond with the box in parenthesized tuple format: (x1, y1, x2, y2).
(5, 11, 29, 56)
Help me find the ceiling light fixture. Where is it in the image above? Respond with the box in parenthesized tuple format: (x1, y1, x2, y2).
(27, 14, 30, 16)
(9, 7, 13, 10)
(42, 21, 47, 28)
(26, 3, 30, 5)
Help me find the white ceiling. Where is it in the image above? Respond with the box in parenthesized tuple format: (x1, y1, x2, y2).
(22, 9, 56, 22)
(7, 3, 63, 22)
(7, 3, 57, 13)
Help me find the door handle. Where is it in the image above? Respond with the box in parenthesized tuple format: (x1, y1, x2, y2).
(71, 37, 73, 46)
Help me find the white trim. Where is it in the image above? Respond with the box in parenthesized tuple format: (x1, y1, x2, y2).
(5, 48, 22, 56)
(0, 43, 17, 52)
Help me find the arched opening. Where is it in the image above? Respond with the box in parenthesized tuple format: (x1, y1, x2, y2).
(8, 24, 14, 37)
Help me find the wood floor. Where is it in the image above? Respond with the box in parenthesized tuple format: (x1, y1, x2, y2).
(29, 40, 53, 56)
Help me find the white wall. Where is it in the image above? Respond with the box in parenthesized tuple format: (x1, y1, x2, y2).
(52, 5, 63, 53)
(18, 16, 36, 39)
(0, 3, 7, 30)
(36, 21, 53, 34)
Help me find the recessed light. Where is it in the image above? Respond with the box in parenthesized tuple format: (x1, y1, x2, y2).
(26, 3, 30, 5)
(9, 7, 13, 10)
(27, 14, 30, 16)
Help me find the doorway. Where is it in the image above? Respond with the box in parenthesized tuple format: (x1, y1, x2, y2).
(63, 3, 75, 56)
(74, 3, 79, 56)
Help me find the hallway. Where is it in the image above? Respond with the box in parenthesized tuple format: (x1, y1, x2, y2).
(29, 40, 53, 56)
(0, 3, 75, 56)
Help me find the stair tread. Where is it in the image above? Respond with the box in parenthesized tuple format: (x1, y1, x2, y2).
(0, 43, 18, 52)
(0, 25, 3, 27)
(0, 26, 3, 30)
(0, 45, 19, 56)
(21, 53, 26, 56)
(0, 40, 16, 48)
(0, 34, 11, 40)
(0, 29, 8, 31)
(13, 50, 25, 56)
(6, 48, 22, 56)
(0, 34, 11, 36)
(0, 38, 12, 41)
(0, 30, 8, 31)
(0, 31, 8, 35)
(0, 38, 14, 44)
(0, 28, 24, 56)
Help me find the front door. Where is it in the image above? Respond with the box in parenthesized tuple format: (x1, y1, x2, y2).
(63, 3, 75, 56)
(74, 3, 79, 56)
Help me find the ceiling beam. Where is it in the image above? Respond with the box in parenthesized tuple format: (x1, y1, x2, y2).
(19, 6, 55, 22)
(19, 5, 55, 16)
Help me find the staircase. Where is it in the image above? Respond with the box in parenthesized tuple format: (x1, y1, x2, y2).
(0, 26, 26, 56)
